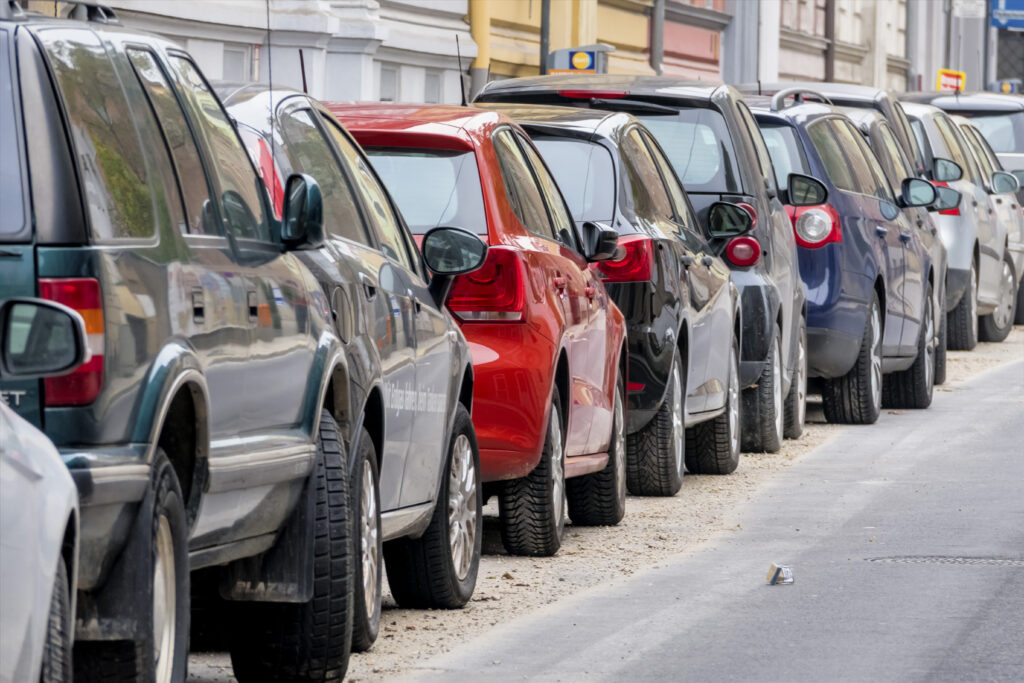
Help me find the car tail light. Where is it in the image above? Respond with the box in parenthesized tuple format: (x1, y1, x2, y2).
(447, 247, 525, 322)
(736, 202, 758, 230)
(557, 89, 627, 100)
(39, 278, 104, 406)
(932, 180, 960, 216)
(789, 204, 841, 249)
(595, 235, 654, 283)
(725, 236, 761, 267)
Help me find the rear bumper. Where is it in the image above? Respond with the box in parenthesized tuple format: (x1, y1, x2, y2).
(807, 326, 862, 379)
(733, 271, 778, 387)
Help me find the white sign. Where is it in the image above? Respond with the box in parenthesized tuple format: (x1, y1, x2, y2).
(952, 0, 987, 18)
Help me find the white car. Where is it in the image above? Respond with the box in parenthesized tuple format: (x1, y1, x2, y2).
(1, 299, 89, 682)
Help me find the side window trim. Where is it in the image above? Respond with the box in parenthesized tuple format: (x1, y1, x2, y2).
(512, 128, 582, 253)
(491, 126, 557, 243)
(636, 126, 691, 228)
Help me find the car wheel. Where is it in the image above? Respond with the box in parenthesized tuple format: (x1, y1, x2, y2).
(882, 285, 935, 410)
(783, 317, 807, 439)
(948, 260, 978, 350)
(979, 255, 1016, 342)
(568, 377, 628, 522)
(686, 333, 741, 474)
(934, 309, 948, 386)
(499, 386, 566, 556)
(75, 450, 189, 683)
(40, 556, 72, 682)
(229, 410, 352, 681)
(822, 293, 883, 425)
(384, 404, 481, 608)
(624, 354, 684, 496)
(350, 427, 381, 652)
(741, 330, 784, 453)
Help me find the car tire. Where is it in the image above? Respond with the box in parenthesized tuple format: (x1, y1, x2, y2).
(384, 404, 481, 609)
(75, 449, 189, 683)
(882, 285, 935, 410)
(350, 426, 382, 653)
(1014, 274, 1024, 325)
(228, 411, 352, 682)
(741, 331, 784, 453)
(934, 310, 948, 386)
(686, 333, 741, 475)
(499, 386, 566, 556)
(979, 254, 1016, 342)
(822, 293, 882, 425)
(948, 260, 978, 351)
(624, 354, 684, 496)
(783, 317, 807, 440)
(568, 377, 628, 522)
(40, 556, 72, 682)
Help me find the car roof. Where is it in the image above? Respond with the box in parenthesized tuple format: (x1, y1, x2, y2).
(476, 73, 725, 106)
(898, 101, 945, 120)
(899, 91, 1024, 113)
(476, 102, 632, 141)
(746, 96, 839, 126)
(326, 103, 507, 149)
(840, 106, 888, 133)
(740, 81, 888, 104)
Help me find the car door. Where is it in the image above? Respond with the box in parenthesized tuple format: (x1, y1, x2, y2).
(965, 125, 1024, 270)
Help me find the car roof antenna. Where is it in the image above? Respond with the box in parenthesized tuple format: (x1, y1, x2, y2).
(456, 33, 467, 106)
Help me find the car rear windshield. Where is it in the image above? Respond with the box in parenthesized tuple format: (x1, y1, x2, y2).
(963, 111, 1024, 154)
(0, 30, 26, 236)
(365, 148, 487, 236)
(636, 108, 741, 194)
(759, 123, 809, 190)
(531, 137, 615, 223)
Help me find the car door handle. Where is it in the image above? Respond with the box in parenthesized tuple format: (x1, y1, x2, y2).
(191, 288, 204, 324)
(701, 256, 713, 268)
(553, 276, 567, 290)
(972, 200, 979, 207)
(358, 274, 377, 300)
(413, 297, 422, 313)
(680, 254, 695, 268)
(996, 197, 1003, 204)
(899, 232, 913, 244)
(875, 226, 888, 238)
(247, 291, 258, 321)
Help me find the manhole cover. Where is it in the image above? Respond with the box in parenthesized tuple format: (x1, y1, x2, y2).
(866, 556, 1024, 566)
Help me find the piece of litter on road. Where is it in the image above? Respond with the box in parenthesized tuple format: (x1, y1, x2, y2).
(767, 563, 794, 585)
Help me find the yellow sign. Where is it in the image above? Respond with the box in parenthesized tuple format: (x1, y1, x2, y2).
(936, 69, 966, 91)
(571, 51, 593, 70)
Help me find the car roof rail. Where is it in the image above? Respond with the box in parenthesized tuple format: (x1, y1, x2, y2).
(1, 1, 26, 20)
(770, 87, 833, 112)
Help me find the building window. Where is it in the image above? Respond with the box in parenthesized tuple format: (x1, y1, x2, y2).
(424, 71, 441, 104)
(223, 45, 251, 82)
(380, 64, 398, 102)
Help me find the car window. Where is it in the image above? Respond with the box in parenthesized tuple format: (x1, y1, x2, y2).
(515, 132, 578, 249)
(127, 48, 215, 236)
(962, 125, 998, 179)
(492, 128, 556, 240)
(892, 102, 923, 170)
(621, 127, 675, 224)
(532, 137, 615, 224)
(966, 111, 1024, 154)
(168, 55, 270, 241)
(276, 108, 372, 246)
(809, 119, 889, 199)
(872, 123, 916, 197)
(966, 124, 1006, 173)
(0, 30, 26, 236)
(641, 129, 700, 233)
(909, 118, 932, 166)
(638, 107, 742, 194)
(737, 102, 778, 192)
(934, 114, 984, 185)
(759, 123, 809, 190)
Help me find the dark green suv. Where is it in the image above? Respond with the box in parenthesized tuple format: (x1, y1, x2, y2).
(1, 3, 354, 679)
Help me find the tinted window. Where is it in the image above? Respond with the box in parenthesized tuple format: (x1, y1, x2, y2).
(642, 129, 700, 233)
(962, 125, 997, 179)
(516, 133, 577, 247)
(169, 55, 270, 241)
(892, 102, 923, 169)
(493, 128, 555, 240)
(872, 123, 916, 197)
(965, 125, 1005, 173)
(809, 119, 890, 199)
(532, 137, 615, 223)
(367, 148, 487, 235)
(933, 114, 983, 184)
(967, 111, 1024, 154)
(737, 103, 778, 191)
(910, 118, 930, 164)
(0, 30, 25, 236)
(638, 108, 741, 194)
(621, 128, 675, 223)
(760, 123, 809, 189)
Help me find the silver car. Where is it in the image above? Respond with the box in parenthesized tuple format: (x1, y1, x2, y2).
(1, 299, 88, 682)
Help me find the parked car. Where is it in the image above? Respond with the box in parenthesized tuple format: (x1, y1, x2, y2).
(217, 82, 487, 651)
(0, 6, 355, 679)
(1, 298, 86, 682)
(332, 103, 628, 557)
(840, 104, 951, 385)
(747, 93, 939, 421)
(476, 75, 807, 455)
(900, 102, 1019, 349)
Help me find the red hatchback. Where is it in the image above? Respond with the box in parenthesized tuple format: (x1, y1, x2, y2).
(331, 104, 628, 556)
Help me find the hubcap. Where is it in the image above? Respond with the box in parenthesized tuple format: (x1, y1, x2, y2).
(360, 465, 379, 619)
(549, 408, 565, 535)
(153, 515, 175, 683)
(772, 341, 783, 440)
(448, 434, 477, 581)
(870, 303, 882, 411)
(728, 349, 740, 457)
(796, 328, 807, 428)
(613, 386, 627, 505)
(970, 263, 978, 340)
(671, 360, 684, 477)
(993, 260, 1014, 330)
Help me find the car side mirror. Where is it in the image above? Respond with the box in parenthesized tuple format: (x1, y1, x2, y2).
(787, 173, 828, 207)
(900, 177, 938, 208)
(0, 298, 89, 379)
(421, 226, 488, 305)
(932, 157, 963, 183)
(580, 221, 620, 262)
(281, 173, 325, 250)
(1011, 169, 1024, 187)
(991, 170, 1019, 194)
(930, 185, 962, 213)
(706, 202, 754, 239)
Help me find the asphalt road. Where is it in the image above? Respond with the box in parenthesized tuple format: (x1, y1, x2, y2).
(408, 361, 1024, 682)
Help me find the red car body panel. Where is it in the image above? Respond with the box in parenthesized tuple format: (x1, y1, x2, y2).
(330, 104, 626, 483)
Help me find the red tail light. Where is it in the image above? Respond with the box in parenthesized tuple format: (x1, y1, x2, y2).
(932, 180, 961, 216)
(39, 278, 104, 406)
(557, 89, 627, 100)
(725, 236, 761, 267)
(788, 204, 841, 249)
(447, 247, 525, 322)
(595, 235, 654, 283)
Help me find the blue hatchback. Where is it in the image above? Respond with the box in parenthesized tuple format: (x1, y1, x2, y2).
(748, 92, 940, 424)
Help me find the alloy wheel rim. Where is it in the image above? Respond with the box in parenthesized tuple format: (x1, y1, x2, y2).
(772, 342, 783, 440)
(671, 361, 684, 477)
(870, 303, 882, 411)
(970, 263, 978, 340)
(728, 350, 740, 456)
(448, 434, 477, 581)
(614, 386, 627, 505)
(993, 261, 1014, 329)
(153, 515, 175, 683)
(361, 465, 379, 619)
(796, 329, 807, 428)
(550, 409, 565, 535)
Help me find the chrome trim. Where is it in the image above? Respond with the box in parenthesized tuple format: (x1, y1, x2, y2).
(206, 442, 315, 492)
(380, 502, 433, 541)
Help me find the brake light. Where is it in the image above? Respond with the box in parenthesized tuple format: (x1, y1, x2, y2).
(557, 90, 627, 100)
(725, 236, 761, 267)
(932, 180, 961, 216)
(447, 247, 525, 322)
(789, 204, 841, 248)
(736, 203, 758, 230)
(595, 235, 654, 283)
(39, 278, 104, 406)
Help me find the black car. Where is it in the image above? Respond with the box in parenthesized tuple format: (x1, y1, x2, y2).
(479, 103, 747, 490)
(476, 75, 808, 455)
(216, 83, 487, 651)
